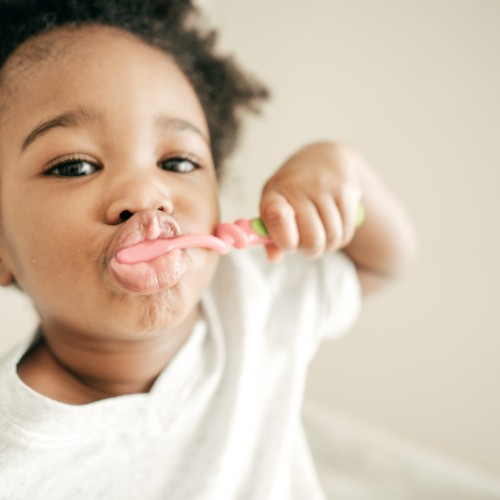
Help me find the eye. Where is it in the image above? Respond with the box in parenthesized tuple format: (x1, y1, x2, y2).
(45, 160, 98, 177)
(160, 157, 197, 173)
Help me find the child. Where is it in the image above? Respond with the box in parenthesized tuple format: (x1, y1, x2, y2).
(0, 1, 418, 498)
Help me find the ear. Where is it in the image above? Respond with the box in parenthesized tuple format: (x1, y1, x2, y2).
(0, 250, 14, 287)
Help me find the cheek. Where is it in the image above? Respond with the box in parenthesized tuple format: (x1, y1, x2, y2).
(1, 185, 96, 302)
(176, 177, 220, 233)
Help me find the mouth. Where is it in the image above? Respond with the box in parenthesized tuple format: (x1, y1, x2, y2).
(107, 210, 187, 295)
(109, 249, 186, 295)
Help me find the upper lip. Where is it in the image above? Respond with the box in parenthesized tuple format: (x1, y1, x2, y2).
(108, 210, 181, 261)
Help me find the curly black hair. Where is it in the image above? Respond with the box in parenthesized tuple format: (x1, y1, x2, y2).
(0, 0, 269, 173)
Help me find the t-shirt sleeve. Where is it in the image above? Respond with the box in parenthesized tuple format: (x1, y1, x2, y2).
(313, 250, 362, 342)
(247, 247, 362, 359)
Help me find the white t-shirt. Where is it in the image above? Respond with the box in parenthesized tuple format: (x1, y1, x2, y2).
(0, 247, 362, 500)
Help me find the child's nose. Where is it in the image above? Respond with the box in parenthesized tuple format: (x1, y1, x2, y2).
(105, 175, 174, 226)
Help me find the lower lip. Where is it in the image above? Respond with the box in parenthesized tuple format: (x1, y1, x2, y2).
(108, 248, 186, 295)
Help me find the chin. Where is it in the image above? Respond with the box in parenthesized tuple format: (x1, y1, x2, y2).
(113, 286, 188, 336)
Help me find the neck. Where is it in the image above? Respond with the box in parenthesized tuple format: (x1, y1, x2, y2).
(17, 306, 200, 405)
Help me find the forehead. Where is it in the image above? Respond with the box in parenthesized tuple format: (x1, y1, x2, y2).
(0, 26, 208, 139)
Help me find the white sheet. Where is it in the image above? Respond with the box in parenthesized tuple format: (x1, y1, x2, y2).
(302, 400, 500, 500)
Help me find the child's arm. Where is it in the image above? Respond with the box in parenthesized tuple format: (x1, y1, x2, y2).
(259, 142, 418, 296)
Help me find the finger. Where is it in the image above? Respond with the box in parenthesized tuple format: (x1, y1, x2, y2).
(337, 187, 362, 247)
(260, 190, 299, 250)
(315, 194, 344, 253)
(264, 243, 286, 263)
(291, 197, 327, 259)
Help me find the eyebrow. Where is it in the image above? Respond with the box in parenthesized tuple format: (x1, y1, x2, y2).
(21, 106, 103, 152)
(155, 115, 209, 145)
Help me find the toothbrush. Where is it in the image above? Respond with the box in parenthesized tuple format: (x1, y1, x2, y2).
(116, 203, 366, 265)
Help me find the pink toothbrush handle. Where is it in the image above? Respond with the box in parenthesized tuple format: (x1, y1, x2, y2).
(215, 218, 272, 248)
(116, 218, 272, 264)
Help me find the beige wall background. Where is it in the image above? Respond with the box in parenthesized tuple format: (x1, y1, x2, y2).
(0, 0, 498, 480)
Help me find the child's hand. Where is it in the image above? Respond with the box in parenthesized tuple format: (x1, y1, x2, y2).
(259, 142, 363, 262)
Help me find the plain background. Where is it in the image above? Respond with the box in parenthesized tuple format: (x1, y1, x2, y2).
(0, 0, 499, 479)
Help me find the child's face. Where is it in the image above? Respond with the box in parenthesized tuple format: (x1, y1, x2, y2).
(0, 26, 220, 337)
